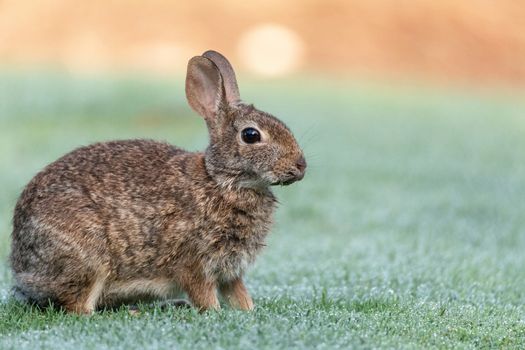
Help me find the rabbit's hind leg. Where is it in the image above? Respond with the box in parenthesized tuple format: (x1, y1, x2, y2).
(11, 219, 110, 314)
(13, 269, 107, 315)
(62, 269, 108, 314)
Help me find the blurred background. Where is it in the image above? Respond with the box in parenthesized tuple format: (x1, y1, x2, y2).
(2, 0, 525, 269)
(2, 3, 525, 346)
(1, 0, 525, 85)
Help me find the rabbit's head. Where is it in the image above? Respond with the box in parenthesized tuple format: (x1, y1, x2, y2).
(186, 50, 306, 189)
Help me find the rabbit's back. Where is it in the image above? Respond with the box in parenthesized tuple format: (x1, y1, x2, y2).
(13, 139, 188, 237)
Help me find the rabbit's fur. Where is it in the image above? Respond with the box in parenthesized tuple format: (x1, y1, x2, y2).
(10, 50, 306, 314)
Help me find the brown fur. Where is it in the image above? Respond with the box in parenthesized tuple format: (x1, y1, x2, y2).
(9, 50, 306, 313)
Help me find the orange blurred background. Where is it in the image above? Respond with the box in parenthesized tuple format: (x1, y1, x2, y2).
(1, 0, 525, 86)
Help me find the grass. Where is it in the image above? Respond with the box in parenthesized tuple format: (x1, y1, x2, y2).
(1, 71, 525, 349)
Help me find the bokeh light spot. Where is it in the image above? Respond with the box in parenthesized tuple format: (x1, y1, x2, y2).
(237, 23, 305, 77)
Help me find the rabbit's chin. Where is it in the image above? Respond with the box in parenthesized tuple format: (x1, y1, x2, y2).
(239, 169, 305, 188)
(267, 174, 302, 187)
(271, 178, 298, 186)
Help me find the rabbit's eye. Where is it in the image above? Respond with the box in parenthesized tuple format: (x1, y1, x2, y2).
(241, 128, 261, 144)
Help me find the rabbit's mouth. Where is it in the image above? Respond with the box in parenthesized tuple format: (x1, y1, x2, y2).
(265, 166, 305, 186)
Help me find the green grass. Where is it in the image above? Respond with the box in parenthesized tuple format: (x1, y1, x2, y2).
(1, 71, 525, 349)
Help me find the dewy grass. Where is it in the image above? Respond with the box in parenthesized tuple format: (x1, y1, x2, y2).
(1, 72, 525, 349)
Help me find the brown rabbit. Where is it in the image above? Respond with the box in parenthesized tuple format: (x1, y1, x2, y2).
(9, 50, 306, 314)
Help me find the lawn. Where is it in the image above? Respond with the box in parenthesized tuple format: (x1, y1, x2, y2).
(1, 71, 525, 349)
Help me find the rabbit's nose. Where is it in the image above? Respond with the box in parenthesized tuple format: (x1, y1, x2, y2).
(296, 156, 307, 173)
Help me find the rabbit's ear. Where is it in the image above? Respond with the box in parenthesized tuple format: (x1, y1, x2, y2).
(185, 56, 224, 121)
(202, 50, 240, 105)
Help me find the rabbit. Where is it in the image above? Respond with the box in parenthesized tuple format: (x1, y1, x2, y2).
(9, 50, 307, 314)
